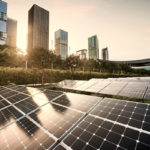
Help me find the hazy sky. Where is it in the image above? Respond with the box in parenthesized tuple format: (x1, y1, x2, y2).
(5, 0, 150, 60)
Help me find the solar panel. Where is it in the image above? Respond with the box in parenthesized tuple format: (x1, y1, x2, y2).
(52, 93, 101, 112)
(28, 103, 84, 139)
(100, 81, 127, 95)
(117, 82, 149, 99)
(0, 85, 150, 150)
(85, 81, 111, 93)
(74, 80, 98, 91)
(144, 87, 150, 100)
(0, 106, 23, 129)
(0, 116, 56, 150)
(63, 114, 150, 150)
(90, 98, 150, 131)
(57, 80, 86, 89)
(56, 78, 150, 100)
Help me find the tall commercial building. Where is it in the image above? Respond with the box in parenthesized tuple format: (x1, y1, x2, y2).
(6, 18, 17, 47)
(88, 35, 99, 60)
(55, 29, 68, 59)
(0, 0, 7, 45)
(102, 47, 109, 61)
(76, 49, 87, 59)
(28, 4, 49, 50)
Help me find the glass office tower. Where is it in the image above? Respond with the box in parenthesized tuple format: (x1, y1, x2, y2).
(55, 29, 68, 59)
(6, 18, 17, 47)
(0, 0, 7, 45)
(88, 35, 99, 60)
(28, 4, 49, 50)
(102, 47, 109, 61)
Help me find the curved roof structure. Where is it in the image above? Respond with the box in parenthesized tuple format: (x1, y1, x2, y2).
(100, 58, 150, 66)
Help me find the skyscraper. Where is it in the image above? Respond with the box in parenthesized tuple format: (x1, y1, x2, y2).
(88, 35, 99, 60)
(28, 4, 49, 51)
(0, 0, 7, 45)
(102, 47, 109, 61)
(55, 29, 68, 59)
(76, 49, 87, 59)
(6, 18, 17, 47)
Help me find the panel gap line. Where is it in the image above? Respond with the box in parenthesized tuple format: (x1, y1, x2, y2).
(97, 81, 113, 93)
(90, 113, 150, 135)
(143, 86, 149, 101)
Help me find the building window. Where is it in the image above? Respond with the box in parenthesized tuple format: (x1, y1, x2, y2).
(0, 12, 7, 21)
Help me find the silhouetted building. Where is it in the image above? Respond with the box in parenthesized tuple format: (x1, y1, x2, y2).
(55, 29, 68, 59)
(6, 18, 17, 47)
(0, 0, 7, 45)
(102, 47, 109, 61)
(88, 35, 99, 60)
(76, 49, 87, 59)
(28, 4, 49, 50)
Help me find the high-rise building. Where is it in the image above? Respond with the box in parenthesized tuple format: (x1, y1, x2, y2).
(6, 18, 17, 47)
(88, 35, 99, 60)
(0, 0, 7, 45)
(28, 4, 49, 50)
(76, 49, 87, 59)
(102, 47, 109, 61)
(55, 29, 68, 59)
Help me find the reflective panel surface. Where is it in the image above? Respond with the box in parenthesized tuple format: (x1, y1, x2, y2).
(0, 85, 150, 150)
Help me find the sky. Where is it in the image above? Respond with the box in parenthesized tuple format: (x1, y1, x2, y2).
(4, 0, 150, 60)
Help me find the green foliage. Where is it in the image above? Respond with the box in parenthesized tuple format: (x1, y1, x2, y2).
(66, 54, 80, 71)
(0, 46, 150, 76)
(0, 67, 148, 85)
(27, 47, 62, 69)
(0, 45, 25, 67)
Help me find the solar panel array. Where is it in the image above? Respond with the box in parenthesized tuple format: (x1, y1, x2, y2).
(57, 77, 150, 100)
(0, 85, 150, 150)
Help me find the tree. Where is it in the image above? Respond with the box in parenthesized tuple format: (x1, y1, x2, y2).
(66, 55, 80, 76)
(0, 45, 25, 67)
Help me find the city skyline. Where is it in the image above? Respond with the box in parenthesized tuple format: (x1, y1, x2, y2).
(4, 0, 150, 60)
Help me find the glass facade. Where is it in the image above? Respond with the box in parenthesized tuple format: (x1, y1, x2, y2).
(55, 29, 68, 59)
(6, 18, 17, 47)
(28, 4, 49, 50)
(88, 35, 99, 60)
(102, 47, 109, 61)
(0, 0, 7, 45)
